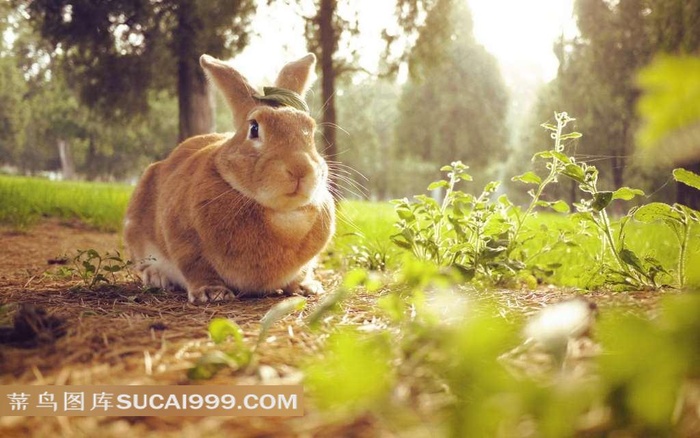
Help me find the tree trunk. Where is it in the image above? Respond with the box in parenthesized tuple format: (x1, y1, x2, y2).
(57, 139, 75, 180)
(175, 0, 214, 143)
(85, 135, 98, 180)
(318, 0, 338, 180)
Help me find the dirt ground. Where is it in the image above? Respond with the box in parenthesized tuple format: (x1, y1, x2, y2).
(0, 220, 365, 437)
(0, 220, 695, 437)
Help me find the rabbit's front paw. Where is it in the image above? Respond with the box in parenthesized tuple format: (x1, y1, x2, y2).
(188, 285, 235, 304)
(142, 266, 176, 291)
(284, 279, 325, 296)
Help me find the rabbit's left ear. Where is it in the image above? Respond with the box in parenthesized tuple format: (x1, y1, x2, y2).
(200, 54, 258, 129)
(274, 53, 317, 96)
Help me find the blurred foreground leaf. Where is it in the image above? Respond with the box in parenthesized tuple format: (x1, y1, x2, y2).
(305, 330, 393, 411)
(637, 56, 700, 164)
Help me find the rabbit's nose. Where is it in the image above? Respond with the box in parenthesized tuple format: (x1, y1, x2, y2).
(286, 169, 303, 193)
(285, 161, 314, 194)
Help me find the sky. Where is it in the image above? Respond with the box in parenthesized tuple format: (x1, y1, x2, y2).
(1, 0, 577, 96)
(470, 0, 577, 84)
(234, 0, 577, 89)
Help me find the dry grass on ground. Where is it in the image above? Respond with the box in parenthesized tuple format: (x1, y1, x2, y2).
(0, 220, 391, 437)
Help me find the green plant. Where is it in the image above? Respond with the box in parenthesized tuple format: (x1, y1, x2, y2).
(632, 169, 700, 288)
(187, 318, 251, 380)
(188, 297, 307, 380)
(59, 249, 134, 288)
(391, 111, 698, 290)
(519, 113, 665, 289)
(307, 258, 700, 436)
(510, 112, 580, 246)
(391, 162, 518, 281)
(345, 237, 392, 271)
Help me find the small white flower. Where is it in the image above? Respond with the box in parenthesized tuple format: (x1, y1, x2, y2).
(525, 298, 597, 355)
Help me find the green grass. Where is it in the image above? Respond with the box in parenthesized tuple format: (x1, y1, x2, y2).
(520, 212, 700, 288)
(1, 175, 697, 288)
(335, 200, 397, 243)
(329, 200, 400, 270)
(333, 201, 700, 289)
(0, 175, 132, 232)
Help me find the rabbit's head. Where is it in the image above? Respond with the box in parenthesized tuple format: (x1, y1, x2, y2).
(200, 54, 328, 211)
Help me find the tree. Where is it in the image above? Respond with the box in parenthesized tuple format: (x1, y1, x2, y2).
(0, 56, 28, 166)
(302, 0, 451, 182)
(545, 0, 700, 208)
(303, 0, 364, 177)
(22, 0, 255, 142)
(335, 78, 402, 199)
(394, 0, 509, 190)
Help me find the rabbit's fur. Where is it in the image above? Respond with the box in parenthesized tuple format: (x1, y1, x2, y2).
(124, 54, 335, 303)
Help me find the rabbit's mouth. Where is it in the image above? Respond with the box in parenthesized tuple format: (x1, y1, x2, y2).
(270, 179, 324, 211)
(282, 186, 316, 207)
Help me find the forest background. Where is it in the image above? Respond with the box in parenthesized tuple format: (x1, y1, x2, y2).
(0, 0, 698, 209)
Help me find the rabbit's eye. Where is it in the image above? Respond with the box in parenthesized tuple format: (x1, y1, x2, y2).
(248, 120, 259, 140)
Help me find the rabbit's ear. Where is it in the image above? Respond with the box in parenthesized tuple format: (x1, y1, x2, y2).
(274, 53, 316, 97)
(200, 54, 257, 129)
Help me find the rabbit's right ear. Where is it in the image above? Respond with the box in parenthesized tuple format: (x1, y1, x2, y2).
(200, 54, 257, 129)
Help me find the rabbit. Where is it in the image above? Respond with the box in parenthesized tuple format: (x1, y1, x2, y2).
(123, 53, 335, 303)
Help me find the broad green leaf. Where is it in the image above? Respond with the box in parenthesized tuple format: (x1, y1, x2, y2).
(550, 200, 570, 213)
(187, 351, 238, 380)
(413, 194, 440, 209)
(619, 249, 643, 272)
(255, 86, 310, 113)
(498, 194, 513, 207)
(395, 207, 414, 221)
(305, 330, 393, 410)
(633, 202, 679, 223)
(427, 180, 449, 191)
(390, 235, 412, 250)
(550, 151, 571, 164)
(512, 171, 542, 185)
(592, 192, 613, 212)
(562, 163, 586, 183)
(637, 56, 700, 149)
(612, 187, 645, 201)
(208, 318, 244, 345)
(673, 168, 700, 191)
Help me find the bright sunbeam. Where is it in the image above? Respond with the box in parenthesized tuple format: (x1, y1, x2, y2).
(470, 0, 576, 83)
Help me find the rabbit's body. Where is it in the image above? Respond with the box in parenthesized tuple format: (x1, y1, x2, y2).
(124, 54, 334, 303)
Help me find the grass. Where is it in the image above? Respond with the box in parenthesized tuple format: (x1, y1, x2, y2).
(1, 175, 697, 288)
(335, 201, 700, 289)
(520, 212, 700, 288)
(0, 175, 132, 232)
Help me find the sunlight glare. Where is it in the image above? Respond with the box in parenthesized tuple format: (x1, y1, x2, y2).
(470, 0, 576, 83)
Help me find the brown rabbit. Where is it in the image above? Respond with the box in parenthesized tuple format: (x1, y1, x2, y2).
(124, 53, 335, 303)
